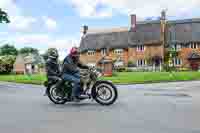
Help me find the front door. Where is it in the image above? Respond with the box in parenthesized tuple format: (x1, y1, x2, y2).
(190, 61, 199, 71)
(155, 59, 160, 67)
(153, 58, 162, 71)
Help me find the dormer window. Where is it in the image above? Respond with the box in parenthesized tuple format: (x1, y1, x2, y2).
(189, 42, 198, 49)
(101, 48, 107, 56)
(87, 50, 95, 56)
(136, 45, 145, 52)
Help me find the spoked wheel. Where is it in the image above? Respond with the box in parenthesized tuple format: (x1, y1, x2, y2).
(47, 85, 68, 104)
(93, 81, 118, 106)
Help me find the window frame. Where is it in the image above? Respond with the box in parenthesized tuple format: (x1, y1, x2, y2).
(87, 50, 95, 56)
(137, 59, 146, 67)
(101, 48, 107, 56)
(189, 42, 198, 49)
(136, 45, 145, 52)
(173, 58, 182, 66)
(113, 49, 123, 55)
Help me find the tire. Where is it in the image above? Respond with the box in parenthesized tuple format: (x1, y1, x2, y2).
(47, 85, 68, 104)
(92, 81, 118, 106)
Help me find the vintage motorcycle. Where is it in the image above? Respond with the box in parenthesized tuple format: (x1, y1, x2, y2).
(44, 68, 118, 105)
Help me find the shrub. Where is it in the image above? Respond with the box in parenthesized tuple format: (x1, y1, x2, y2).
(162, 64, 176, 72)
(125, 68, 133, 72)
(111, 72, 118, 77)
(128, 60, 136, 67)
(115, 67, 126, 72)
(177, 67, 191, 72)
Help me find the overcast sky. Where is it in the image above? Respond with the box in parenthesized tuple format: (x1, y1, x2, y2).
(0, 0, 200, 59)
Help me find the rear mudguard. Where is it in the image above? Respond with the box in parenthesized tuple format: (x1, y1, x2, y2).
(43, 80, 57, 96)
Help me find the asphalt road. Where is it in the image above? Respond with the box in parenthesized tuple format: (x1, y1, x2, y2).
(0, 81, 200, 133)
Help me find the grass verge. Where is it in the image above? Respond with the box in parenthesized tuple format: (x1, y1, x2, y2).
(0, 72, 200, 85)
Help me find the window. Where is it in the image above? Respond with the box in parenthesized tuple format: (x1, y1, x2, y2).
(87, 50, 95, 56)
(189, 43, 198, 49)
(136, 45, 145, 52)
(172, 44, 181, 51)
(181, 43, 187, 48)
(101, 48, 107, 56)
(137, 59, 146, 67)
(113, 49, 123, 55)
(173, 58, 182, 66)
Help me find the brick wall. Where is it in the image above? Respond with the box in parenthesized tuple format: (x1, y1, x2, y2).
(178, 48, 200, 68)
(80, 45, 164, 67)
(80, 48, 129, 66)
(80, 50, 102, 65)
(128, 44, 164, 64)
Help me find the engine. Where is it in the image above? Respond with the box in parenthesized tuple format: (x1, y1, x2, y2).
(80, 68, 102, 91)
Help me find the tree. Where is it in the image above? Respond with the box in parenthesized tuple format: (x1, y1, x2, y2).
(0, 44, 18, 56)
(0, 55, 16, 74)
(19, 47, 39, 56)
(163, 49, 178, 72)
(41, 53, 48, 61)
(0, 8, 10, 23)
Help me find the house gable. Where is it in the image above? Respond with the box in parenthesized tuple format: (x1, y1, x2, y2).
(13, 55, 25, 73)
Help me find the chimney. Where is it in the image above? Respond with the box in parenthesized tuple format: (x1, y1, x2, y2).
(160, 10, 167, 61)
(83, 25, 88, 35)
(161, 10, 166, 20)
(160, 10, 167, 34)
(130, 14, 136, 32)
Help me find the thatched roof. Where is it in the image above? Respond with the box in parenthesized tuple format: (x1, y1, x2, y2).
(80, 22, 161, 52)
(80, 18, 200, 52)
(128, 22, 161, 46)
(80, 31, 129, 52)
(167, 19, 200, 44)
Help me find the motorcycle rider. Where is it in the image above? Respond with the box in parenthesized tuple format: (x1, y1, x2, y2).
(61, 47, 89, 101)
(44, 48, 62, 96)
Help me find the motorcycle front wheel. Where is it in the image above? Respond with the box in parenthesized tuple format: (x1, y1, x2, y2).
(47, 85, 68, 104)
(93, 81, 118, 106)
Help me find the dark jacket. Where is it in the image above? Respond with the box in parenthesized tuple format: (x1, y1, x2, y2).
(62, 55, 88, 75)
(45, 58, 60, 78)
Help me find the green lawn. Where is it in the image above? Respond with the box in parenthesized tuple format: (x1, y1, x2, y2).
(0, 72, 200, 85)
(102, 72, 200, 84)
(0, 74, 46, 85)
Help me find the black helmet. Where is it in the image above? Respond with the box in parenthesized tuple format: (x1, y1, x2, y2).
(47, 48, 58, 59)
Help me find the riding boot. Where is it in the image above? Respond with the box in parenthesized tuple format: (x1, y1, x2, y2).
(55, 79, 63, 91)
(55, 80, 64, 98)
